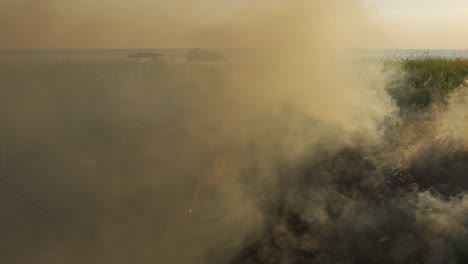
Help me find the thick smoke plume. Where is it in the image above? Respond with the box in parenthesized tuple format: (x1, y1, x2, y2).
(0, 1, 467, 264)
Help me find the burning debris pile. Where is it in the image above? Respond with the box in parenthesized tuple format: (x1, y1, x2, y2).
(232, 143, 468, 264)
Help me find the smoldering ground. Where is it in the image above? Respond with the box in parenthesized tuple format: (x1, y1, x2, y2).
(0, 1, 467, 264)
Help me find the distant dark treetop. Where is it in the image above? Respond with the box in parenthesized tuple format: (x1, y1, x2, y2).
(127, 52, 164, 59)
(186, 49, 224, 61)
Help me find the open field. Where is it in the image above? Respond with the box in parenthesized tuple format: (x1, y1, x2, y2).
(0, 54, 467, 263)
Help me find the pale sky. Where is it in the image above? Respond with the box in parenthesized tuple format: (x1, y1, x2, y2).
(370, 0, 468, 49)
(0, 0, 467, 49)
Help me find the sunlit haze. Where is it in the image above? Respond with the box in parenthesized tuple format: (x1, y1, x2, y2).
(1, 0, 467, 49)
(370, 0, 468, 49)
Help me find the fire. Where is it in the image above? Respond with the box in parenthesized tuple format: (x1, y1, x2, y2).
(188, 154, 227, 215)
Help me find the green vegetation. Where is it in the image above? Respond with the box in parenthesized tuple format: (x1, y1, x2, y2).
(384, 56, 468, 114)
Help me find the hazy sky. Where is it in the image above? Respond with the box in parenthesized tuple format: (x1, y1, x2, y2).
(0, 0, 467, 49)
(371, 0, 468, 48)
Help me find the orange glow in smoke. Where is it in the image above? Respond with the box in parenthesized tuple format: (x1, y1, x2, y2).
(209, 156, 226, 186)
(188, 154, 227, 215)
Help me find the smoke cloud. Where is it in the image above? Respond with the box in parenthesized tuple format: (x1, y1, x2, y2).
(0, 1, 467, 264)
(0, 0, 386, 49)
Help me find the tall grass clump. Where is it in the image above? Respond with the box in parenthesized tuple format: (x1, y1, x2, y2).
(385, 56, 468, 115)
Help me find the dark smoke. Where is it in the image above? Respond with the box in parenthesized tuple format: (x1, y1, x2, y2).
(232, 142, 468, 263)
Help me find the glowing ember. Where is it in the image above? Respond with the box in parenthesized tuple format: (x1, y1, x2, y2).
(188, 154, 227, 215)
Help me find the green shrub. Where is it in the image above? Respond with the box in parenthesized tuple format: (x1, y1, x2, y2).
(384, 56, 468, 115)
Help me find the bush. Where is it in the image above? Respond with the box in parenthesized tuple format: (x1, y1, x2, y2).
(385, 56, 468, 114)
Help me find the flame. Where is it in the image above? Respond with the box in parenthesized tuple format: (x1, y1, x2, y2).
(188, 154, 227, 215)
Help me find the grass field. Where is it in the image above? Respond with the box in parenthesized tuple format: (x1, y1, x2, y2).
(385, 56, 468, 114)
